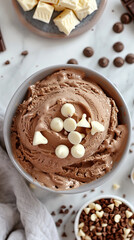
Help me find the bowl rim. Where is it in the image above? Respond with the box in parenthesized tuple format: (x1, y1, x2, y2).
(3, 64, 132, 194)
(74, 194, 134, 240)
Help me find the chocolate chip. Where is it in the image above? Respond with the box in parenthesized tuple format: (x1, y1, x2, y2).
(113, 22, 124, 33)
(51, 211, 56, 216)
(83, 47, 94, 57)
(62, 232, 67, 237)
(121, 12, 132, 23)
(83, 194, 87, 198)
(91, 189, 95, 192)
(72, 210, 76, 215)
(4, 60, 10, 65)
(98, 57, 109, 68)
(69, 205, 73, 208)
(67, 59, 78, 64)
(122, 194, 126, 198)
(0, 30, 6, 52)
(61, 205, 66, 209)
(113, 57, 124, 67)
(129, 149, 133, 153)
(21, 50, 28, 56)
(125, 53, 134, 64)
(64, 209, 69, 214)
(113, 42, 124, 52)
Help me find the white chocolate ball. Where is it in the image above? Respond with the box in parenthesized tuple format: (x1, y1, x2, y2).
(61, 103, 75, 117)
(50, 117, 63, 132)
(68, 131, 82, 145)
(71, 144, 85, 158)
(55, 145, 69, 159)
(63, 118, 77, 132)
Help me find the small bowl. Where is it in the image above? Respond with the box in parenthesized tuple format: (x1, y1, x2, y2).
(4, 65, 131, 194)
(74, 195, 134, 240)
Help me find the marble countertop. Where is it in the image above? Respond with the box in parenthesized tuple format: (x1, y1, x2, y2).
(0, 0, 134, 239)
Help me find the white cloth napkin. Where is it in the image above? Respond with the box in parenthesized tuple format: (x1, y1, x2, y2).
(0, 107, 60, 240)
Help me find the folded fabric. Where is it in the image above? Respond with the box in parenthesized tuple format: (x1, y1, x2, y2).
(0, 107, 60, 240)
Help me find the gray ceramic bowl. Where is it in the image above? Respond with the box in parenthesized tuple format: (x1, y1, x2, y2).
(4, 65, 131, 194)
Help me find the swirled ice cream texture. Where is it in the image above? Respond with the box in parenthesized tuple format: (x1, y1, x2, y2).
(11, 69, 128, 190)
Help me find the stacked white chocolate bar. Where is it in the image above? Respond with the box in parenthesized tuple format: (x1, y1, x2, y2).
(17, 0, 97, 35)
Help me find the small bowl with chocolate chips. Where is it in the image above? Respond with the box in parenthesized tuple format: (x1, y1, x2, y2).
(4, 65, 131, 193)
(75, 195, 134, 240)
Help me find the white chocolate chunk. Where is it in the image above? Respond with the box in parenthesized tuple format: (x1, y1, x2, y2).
(68, 131, 83, 145)
(108, 204, 114, 211)
(61, 103, 75, 117)
(96, 211, 104, 218)
(130, 219, 134, 226)
(102, 223, 107, 227)
(84, 208, 91, 215)
(78, 229, 85, 237)
(85, 236, 91, 240)
(74, 0, 97, 21)
(91, 121, 105, 135)
(78, 222, 84, 228)
(59, 0, 79, 10)
(77, 114, 90, 128)
(91, 213, 97, 221)
(89, 202, 96, 209)
(50, 117, 63, 132)
(114, 214, 121, 223)
(33, 131, 48, 145)
(113, 183, 120, 190)
(96, 233, 102, 236)
(55, 145, 69, 159)
(114, 200, 122, 207)
(71, 144, 85, 158)
(126, 210, 133, 218)
(53, 3, 65, 11)
(33, 2, 54, 23)
(95, 204, 102, 211)
(90, 226, 95, 231)
(54, 9, 80, 35)
(63, 118, 77, 132)
(17, 0, 38, 11)
(40, 0, 58, 3)
(123, 228, 131, 236)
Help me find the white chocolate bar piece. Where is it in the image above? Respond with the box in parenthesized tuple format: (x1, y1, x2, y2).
(59, 0, 79, 10)
(33, 2, 54, 23)
(74, 0, 97, 21)
(54, 9, 80, 35)
(17, 0, 38, 11)
(40, 0, 58, 4)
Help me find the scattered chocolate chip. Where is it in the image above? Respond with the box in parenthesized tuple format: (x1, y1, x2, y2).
(121, 12, 132, 23)
(67, 59, 78, 64)
(113, 42, 124, 52)
(83, 47, 94, 57)
(98, 57, 109, 68)
(69, 205, 73, 208)
(125, 53, 134, 64)
(51, 211, 56, 216)
(4, 60, 10, 65)
(21, 50, 28, 56)
(72, 210, 76, 215)
(61, 205, 66, 209)
(113, 57, 124, 67)
(113, 22, 124, 33)
(58, 219, 63, 224)
(72, 220, 75, 224)
(59, 209, 64, 214)
(101, 190, 104, 193)
(62, 232, 67, 237)
(129, 149, 133, 153)
(64, 209, 69, 214)
(128, 174, 131, 179)
(123, 194, 126, 198)
(91, 189, 95, 192)
(112, 9, 115, 12)
(0, 30, 6, 52)
(83, 194, 87, 198)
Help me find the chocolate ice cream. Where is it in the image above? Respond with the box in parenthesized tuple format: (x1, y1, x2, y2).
(11, 69, 128, 191)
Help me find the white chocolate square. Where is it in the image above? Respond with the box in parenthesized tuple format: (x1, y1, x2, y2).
(17, 0, 38, 11)
(58, 0, 79, 10)
(40, 0, 58, 4)
(74, 0, 97, 21)
(33, 2, 54, 23)
(54, 9, 80, 35)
